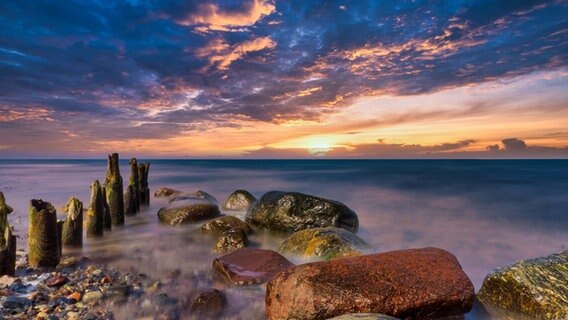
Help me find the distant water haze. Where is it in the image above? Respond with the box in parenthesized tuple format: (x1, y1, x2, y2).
(0, 159, 566, 319)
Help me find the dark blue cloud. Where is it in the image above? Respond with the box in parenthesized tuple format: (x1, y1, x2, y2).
(0, 0, 566, 151)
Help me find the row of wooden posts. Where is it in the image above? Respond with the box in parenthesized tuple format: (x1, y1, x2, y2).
(0, 153, 150, 276)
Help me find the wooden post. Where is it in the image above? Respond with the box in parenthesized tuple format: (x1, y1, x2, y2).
(125, 185, 135, 216)
(129, 158, 140, 213)
(28, 199, 60, 268)
(61, 197, 83, 247)
(104, 153, 124, 226)
(57, 220, 63, 257)
(0, 192, 16, 276)
(102, 187, 112, 231)
(86, 180, 104, 237)
(138, 163, 150, 206)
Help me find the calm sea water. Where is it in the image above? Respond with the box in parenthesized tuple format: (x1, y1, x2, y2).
(0, 159, 567, 319)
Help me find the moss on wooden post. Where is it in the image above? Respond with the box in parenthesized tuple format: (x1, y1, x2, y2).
(28, 199, 60, 268)
(57, 219, 63, 257)
(138, 163, 150, 206)
(125, 185, 135, 216)
(102, 187, 112, 231)
(0, 192, 16, 276)
(104, 153, 124, 226)
(129, 158, 140, 213)
(61, 197, 83, 247)
(86, 180, 104, 237)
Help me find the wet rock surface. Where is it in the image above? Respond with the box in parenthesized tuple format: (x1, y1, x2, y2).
(266, 247, 475, 320)
(279, 227, 368, 260)
(201, 216, 253, 235)
(157, 197, 220, 225)
(213, 248, 294, 285)
(190, 288, 227, 317)
(246, 191, 359, 233)
(154, 187, 181, 198)
(215, 229, 248, 253)
(223, 190, 257, 212)
(168, 190, 218, 204)
(477, 250, 568, 320)
(329, 314, 399, 320)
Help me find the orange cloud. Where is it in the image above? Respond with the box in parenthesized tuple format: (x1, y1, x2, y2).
(199, 36, 277, 70)
(0, 106, 53, 122)
(178, 0, 276, 32)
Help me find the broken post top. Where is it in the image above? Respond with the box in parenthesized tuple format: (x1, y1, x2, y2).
(90, 180, 104, 208)
(105, 153, 122, 182)
(129, 158, 139, 186)
(0, 192, 13, 216)
(64, 197, 83, 221)
(30, 199, 56, 215)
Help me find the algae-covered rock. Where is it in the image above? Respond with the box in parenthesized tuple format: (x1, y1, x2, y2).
(328, 314, 399, 320)
(201, 216, 252, 235)
(246, 191, 358, 234)
(477, 250, 568, 320)
(28, 199, 60, 268)
(215, 229, 248, 253)
(279, 227, 368, 260)
(169, 190, 218, 204)
(157, 198, 220, 225)
(61, 197, 83, 247)
(154, 187, 181, 198)
(223, 190, 257, 212)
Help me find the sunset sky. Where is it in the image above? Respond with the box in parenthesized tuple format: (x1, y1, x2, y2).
(0, 0, 567, 158)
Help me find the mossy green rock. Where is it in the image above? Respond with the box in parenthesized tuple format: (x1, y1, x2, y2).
(223, 190, 257, 211)
(279, 227, 368, 260)
(246, 191, 358, 234)
(477, 250, 568, 319)
(329, 314, 398, 320)
(158, 199, 220, 225)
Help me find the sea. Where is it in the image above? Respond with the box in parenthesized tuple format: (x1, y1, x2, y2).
(0, 159, 567, 319)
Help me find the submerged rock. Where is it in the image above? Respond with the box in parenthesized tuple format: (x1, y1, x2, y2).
(279, 227, 368, 260)
(215, 229, 248, 253)
(190, 288, 227, 317)
(154, 187, 181, 198)
(169, 190, 218, 204)
(223, 190, 257, 211)
(201, 216, 253, 235)
(246, 191, 358, 233)
(213, 248, 294, 285)
(329, 314, 399, 320)
(266, 247, 474, 320)
(157, 198, 220, 225)
(477, 250, 568, 320)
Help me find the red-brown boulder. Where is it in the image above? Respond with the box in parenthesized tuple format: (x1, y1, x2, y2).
(213, 248, 294, 285)
(266, 247, 474, 320)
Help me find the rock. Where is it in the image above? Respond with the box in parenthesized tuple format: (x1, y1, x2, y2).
(46, 275, 69, 287)
(328, 314, 399, 320)
(477, 250, 568, 319)
(201, 216, 252, 235)
(266, 247, 474, 320)
(82, 290, 104, 304)
(2, 296, 32, 309)
(215, 229, 248, 253)
(279, 227, 368, 260)
(157, 198, 220, 225)
(213, 248, 294, 285)
(67, 292, 81, 302)
(0, 275, 17, 287)
(154, 187, 181, 198)
(168, 190, 218, 204)
(246, 191, 358, 233)
(223, 190, 257, 211)
(66, 312, 80, 320)
(190, 288, 227, 317)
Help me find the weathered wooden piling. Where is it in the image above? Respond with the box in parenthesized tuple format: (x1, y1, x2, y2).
(125, 185, 135, 216)
(129, 158, 140, 213)
(104, 153, 125, 226)
(87, 180, 105, 237)
(102, 187, 112, 231)
(28, 199, 60, 268)
(0, 192, 16, 276)
(57, 220, 63, 257)
(138, 163, 150, 206)
(61, 197, 83, 247)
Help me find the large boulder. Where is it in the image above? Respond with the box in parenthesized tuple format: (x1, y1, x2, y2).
(477, 250, 568, 319)
(266, 247, 474, 320)
(279, 227, 368, 260)
(157, 197, 220, 225)
(223, 190, 257, 211)
(246, 191, 358, 233)
(213, 248, 294, 285)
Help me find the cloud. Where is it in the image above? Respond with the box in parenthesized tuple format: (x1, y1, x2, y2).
(502, 138, 527, 151)
(198, 36, 277, 70)
(175, 0, 276, 32)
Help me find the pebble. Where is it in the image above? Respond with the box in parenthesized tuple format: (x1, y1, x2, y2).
(2, 296, 32, 309)
(0, 275, 17, 288)
(46, 275, 69, 287)
(82, 290, 104, 304)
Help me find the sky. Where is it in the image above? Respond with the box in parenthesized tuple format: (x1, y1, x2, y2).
(0, 0, 567, 159)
